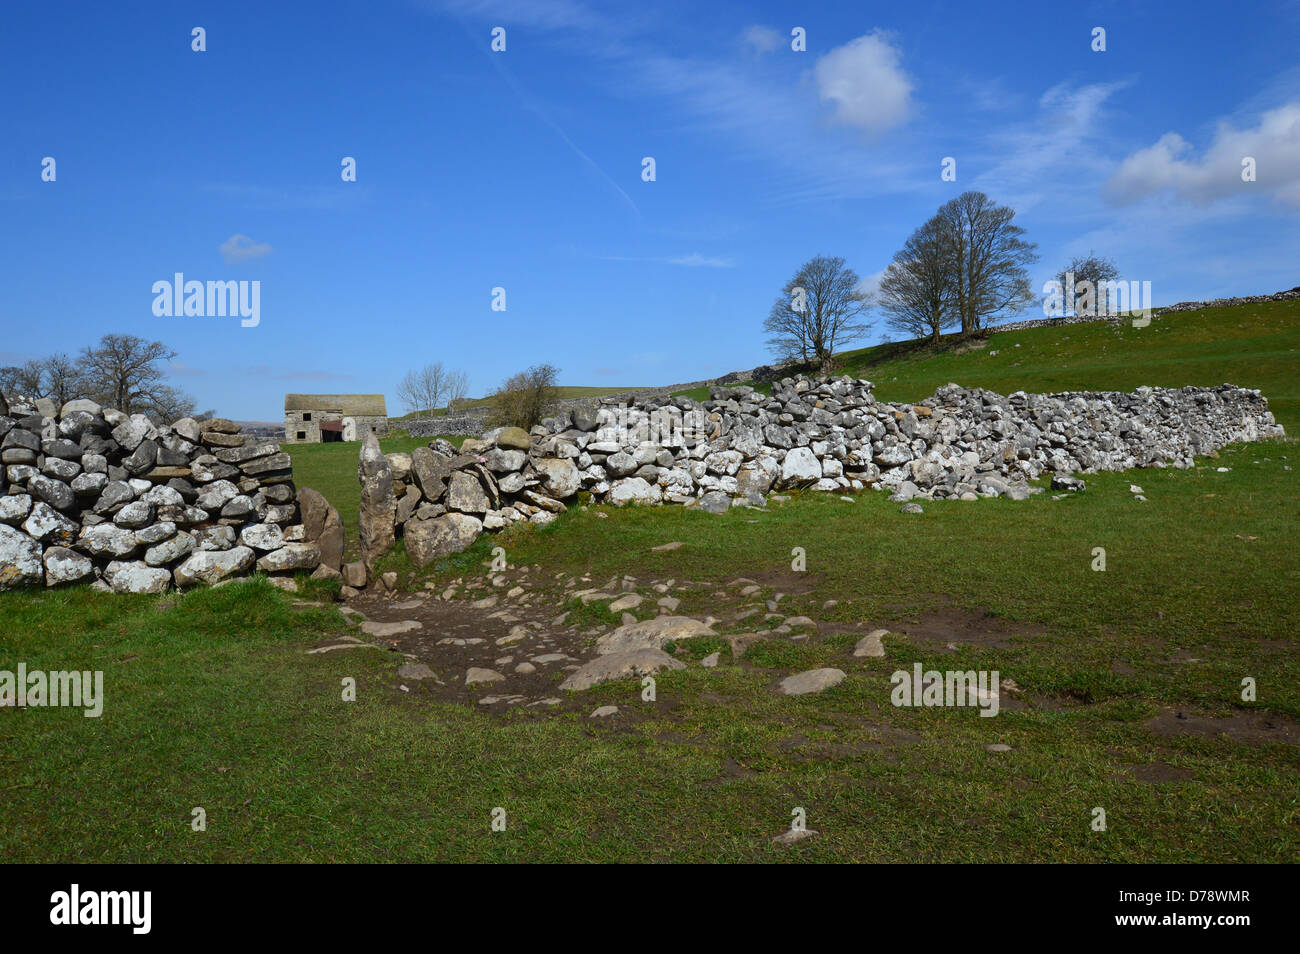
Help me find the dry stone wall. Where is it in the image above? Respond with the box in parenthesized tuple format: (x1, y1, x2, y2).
(0, 392, 343, 592)
(359, 375, 1283, 575)
(993, 285, 1300, 334)
(406, 409, 490, 438)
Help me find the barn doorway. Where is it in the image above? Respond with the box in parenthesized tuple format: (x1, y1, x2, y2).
(320, 421, 344, 443)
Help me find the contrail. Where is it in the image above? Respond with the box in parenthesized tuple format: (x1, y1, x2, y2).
(464, 20, 641, 216)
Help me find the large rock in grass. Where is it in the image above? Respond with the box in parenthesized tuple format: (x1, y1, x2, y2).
(694, 490, 731, 514)
(736, 458, 778, 500)
(256, 542, 322, 573)
(778, 447, 822, 488)
(297, 487, 344, 570)
(608, 477, 661, 506)
(358, 433, 396, 574)
(595, 616, 715, 655)
(404, 513, 482, 567)
(0, 524, 44, 589)
(173, 547, 257, 587)
(777, 668, 846, 696)
(104, 560, 172, 594)
(559, 648, 685, 691)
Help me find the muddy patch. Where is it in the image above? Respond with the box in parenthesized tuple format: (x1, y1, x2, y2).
(745, 567, 823, 596)
(318, 568, 1048, 722)
(341, 589, 590, 712)
(880, 597, 1049, 650)
(1145, 707, 1300, 746)
(1122, 761, 1197, 784)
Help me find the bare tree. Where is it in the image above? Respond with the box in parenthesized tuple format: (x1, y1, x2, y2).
(42, 353, 84, 407)
(877, 217, 958, 344)
(0, 359, 49, 399)
(421, 362, 450, 416)
(488, 364, 559, 430)
(397, 362, 471, 417)
(144, 384, 198, 422)
(78, 334, 190, 415)
(934, 191, 1038, 334)
(763, 255, 872, 370)
(1055, 251, 1120, 317)
(445, 368, 469, 407)
(397, 369, 423, 417)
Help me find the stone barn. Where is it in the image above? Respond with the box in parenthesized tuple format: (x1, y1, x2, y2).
(284, 394, 389, 443)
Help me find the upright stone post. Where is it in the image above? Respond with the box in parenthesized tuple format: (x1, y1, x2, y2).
(358, 433, 395, 579)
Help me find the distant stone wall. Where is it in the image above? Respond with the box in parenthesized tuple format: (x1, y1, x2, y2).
(403, 373, 797, 441)
(344, 375, 1283, 586)
(406, 409, 490, 438)
(992, 285, 1300, 334)
(0, 393, 343, 592)
(403, 287, 1298, 447)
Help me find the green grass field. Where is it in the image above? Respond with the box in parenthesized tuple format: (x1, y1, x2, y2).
(1, 300, 1296, 862)
(675, 302, 1300, 432)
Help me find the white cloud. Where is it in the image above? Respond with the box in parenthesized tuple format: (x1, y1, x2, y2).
(813, 31, 913, 134)
(423, 5, 917, 204)
(970, 81, 1129, 212)
(219, 234, 273, 265)
(741, 25, 782, 54)
(1106, 103, 1300, 207)
(858, 268, 887, 299)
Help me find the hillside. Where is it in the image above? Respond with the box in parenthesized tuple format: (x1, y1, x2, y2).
(8, 297, 1297, 865)
(844, 299, 1300, 431)
(670, 299, 1299, 432)
(388, 301, 1299, 434)
(293, 298, 1297, 559)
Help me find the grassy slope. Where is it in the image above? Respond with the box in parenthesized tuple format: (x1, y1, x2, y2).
(847, 300, 1300, 431)
(1, 299, 1297, 862)
(675, 301, 1300, 431)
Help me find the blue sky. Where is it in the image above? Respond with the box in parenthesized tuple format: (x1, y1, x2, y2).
(2, 0, 1298, 421)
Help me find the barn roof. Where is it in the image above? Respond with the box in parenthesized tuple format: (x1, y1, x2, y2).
(284, 393, 387, 416)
